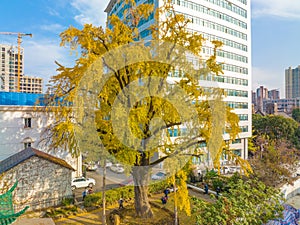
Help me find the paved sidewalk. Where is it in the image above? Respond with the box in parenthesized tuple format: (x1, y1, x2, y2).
(54, 209, 102, 225)
(14, 218, 55, 225)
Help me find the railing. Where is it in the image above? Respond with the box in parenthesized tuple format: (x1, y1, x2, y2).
(281, 178, 300, 200)
(14, 195, 74, 211)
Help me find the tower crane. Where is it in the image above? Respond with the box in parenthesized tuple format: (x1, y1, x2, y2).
(0, 32, 32, 92)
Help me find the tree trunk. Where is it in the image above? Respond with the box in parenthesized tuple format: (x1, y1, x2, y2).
(102, 160, 107, 225)
(173, 181, 178, 225)
(132, 166, 153, 218)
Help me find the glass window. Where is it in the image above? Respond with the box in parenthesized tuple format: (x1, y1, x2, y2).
(24, 142, 32, 149)
(24, 118, 31, 128)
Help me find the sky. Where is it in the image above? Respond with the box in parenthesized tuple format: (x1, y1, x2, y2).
(0, 0, 299, 97)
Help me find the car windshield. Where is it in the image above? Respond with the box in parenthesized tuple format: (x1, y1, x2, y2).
(156, 172, 165, 176)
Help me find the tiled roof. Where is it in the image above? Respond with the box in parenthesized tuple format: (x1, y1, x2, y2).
(0, 147, 75, 174)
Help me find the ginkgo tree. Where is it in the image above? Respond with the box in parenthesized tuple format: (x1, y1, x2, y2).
(47, 0, 250, 218)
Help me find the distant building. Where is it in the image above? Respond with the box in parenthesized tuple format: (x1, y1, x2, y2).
(0, 44, 23, 92)
(263, 98, 300, 114)
(256, 86, 269, 111)
(0, 44, 43, 93)
(20, 76, 43, 94)
(265, 102, 278, 115)
(268, 89, 280, 100)
(285, 65, 300, 99)
(253, 86, 280, 112)
(0, 92, 82, 177)
(252, 91, 256, 107)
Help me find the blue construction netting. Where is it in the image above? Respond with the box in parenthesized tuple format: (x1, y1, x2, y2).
(0, 92, 46, 106)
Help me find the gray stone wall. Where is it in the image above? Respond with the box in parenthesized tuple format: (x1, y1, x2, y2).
(0, 156, 73, 211)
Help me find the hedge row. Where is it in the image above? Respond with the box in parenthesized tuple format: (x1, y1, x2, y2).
(84, 180, 168, 207)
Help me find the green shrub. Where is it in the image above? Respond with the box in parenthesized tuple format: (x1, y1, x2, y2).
(84, 186, 134, 207)
(212, 178, 224, 191)
(148, 180, 168, 194)
(84, 181, 168, 207)
(61, 197, 74, 206)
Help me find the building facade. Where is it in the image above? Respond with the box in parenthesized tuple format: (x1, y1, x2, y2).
(286, 65, 300, 99)
(0, 92, 82, 177)
(20, 76, 43, 94)
(105, 0, 252, 163)
(0, 44, 43, 93)
(0, 147, 74, 211)
(0, 44, 24, 92)
(263, 98, 300, 114)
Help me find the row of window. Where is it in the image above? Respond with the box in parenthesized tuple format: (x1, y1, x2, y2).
(202, 46, 248, 63)
(203, 0, 247, 14)
(109, 0, 154, 18)
(222, 63, 248, 75)
(138, 12, 154, 28)
(238, 114, 248, 121)
(140, 29, 152, 39)
(173, 0, 247, 29)
(180, 11, 247, 40)
(227, 101, 248, 109)
(223, 88, 248, 97)
(199, 74, 248, 86)
(168, 125, 248, 137)
(202, 87, 248, 98)
(192, 30, 248, 52)
(168, 71, 249, 86)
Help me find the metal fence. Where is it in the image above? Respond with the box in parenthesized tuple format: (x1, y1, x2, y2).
(14, 195, 74, 212)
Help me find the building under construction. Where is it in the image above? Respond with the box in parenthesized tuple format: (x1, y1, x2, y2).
(1, 44, 43, 93)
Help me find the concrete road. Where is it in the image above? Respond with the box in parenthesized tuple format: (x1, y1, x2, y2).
(73, 166, 132, 201)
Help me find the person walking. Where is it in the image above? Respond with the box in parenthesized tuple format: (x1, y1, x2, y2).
(204, 183, 209, 194)
(82, 188, 88, 201)
(161, 196, 167, 204)
(216, 186, 221, 199)
(118, 198, 124, 209)
(163, 188, 170, 198)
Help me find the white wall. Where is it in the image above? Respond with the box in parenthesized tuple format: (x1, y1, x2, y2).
(0, 106, 82, 177)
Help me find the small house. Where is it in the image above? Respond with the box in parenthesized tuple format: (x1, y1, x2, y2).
(0, 147, 74, 211)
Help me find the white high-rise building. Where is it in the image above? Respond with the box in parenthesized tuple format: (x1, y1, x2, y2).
(105, 0, 252, 163)
(0, 44, 24, 92)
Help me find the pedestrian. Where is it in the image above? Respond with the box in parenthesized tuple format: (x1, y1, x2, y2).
(161, 196, 167, 204)
(72, 192, 76, 204)
(204, 183, 209, 194)
(88, 187, 93, 194)
(163, 188, 170, 198)
(216, 186, 221, 198)
(82, 188, 88, 201)
(118, 198, 124, 209)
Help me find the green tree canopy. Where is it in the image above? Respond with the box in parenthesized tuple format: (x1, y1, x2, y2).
(250, 114, 300, 187)
(292, 108, 300, 123)
(252, 114, 299, 143)
(192, 176, 284, 225)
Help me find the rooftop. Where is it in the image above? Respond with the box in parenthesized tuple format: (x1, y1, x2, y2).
(0, 147, 74, 174)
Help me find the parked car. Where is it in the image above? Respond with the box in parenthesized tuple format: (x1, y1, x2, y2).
(119, 177, 134, 187)
(220, 166, 230, 174)
(71, 177, 96, 190)
(86, 163, 98, 171)
(228, 166, 241, 173)
(110, 164, 125, 173)
(105, 161, 113, 168)
(151, 172, 166, 180)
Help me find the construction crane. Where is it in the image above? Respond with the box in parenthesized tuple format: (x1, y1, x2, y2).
(0, 32, 32, 92)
